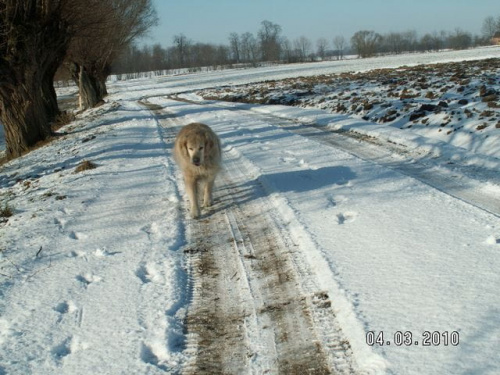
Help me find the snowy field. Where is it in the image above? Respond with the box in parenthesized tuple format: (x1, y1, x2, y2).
(200, 57, 500, 162)
(1, 47, 499, 374)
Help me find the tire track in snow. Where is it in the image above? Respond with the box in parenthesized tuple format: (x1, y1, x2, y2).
(220, 145, 357, 375)
(148, 100, 358, 374)
(182, 161, 336, 375)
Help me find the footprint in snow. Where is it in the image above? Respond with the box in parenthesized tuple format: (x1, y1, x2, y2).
(69, 250, 87, 258)
(140, 343, 169, 371)
(54, 301, 80, 325)
(336, 212, 357, 225)
(327, 197, 337, 208)
(53, 217, 68, 231)
(141, 222, 160, 236)
(69, 231, 87, 240)
(52, 337, 72, 360)
(136, 265, 151, 284)
(327, 195, 348, 208)
(52, 336, 88, 361)
(136, 263, 162, 284)
(54, 301, 78, 315)
(76, 273, 102, 287)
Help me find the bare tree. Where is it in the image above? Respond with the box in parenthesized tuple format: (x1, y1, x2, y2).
(420, 33, 436, 51)
(189, 43, 229, 69)
(447, 28, 472, 50)
(419, 32, 443, 51)
(0, 0, 76, 158)
(316, 38, 329, 60)
(403, 30, 418, 52)
(113, 44, 154, 74)
(281, 38, 295, 63)
(333, 35, 346, 60)
(229, 33, 240, 63)
(382, 30, 417, 54)
(151, 44, 167, 71)
(258, 20, 282, 61)
(351, 30, 382, 58)
(482, 16, 498, 40)
(68, 0, 158, 109)
(0, 0, 157, 158)
(190, 43, 210, 68)
(216, 45, 230, 67)
(294, 36, 312, 62)
(383, 32, 404, 54)
(240, 32, 259, 65)
(173, 34, 191, 68)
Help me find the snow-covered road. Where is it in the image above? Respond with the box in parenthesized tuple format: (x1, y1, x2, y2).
(148, 96, 500, 374)
(1, 49, 499, 375)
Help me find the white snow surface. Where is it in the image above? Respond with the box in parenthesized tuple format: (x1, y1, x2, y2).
(1, 47, 500, 374)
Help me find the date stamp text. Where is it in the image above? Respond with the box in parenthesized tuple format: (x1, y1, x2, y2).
(366, 331, 460, 347)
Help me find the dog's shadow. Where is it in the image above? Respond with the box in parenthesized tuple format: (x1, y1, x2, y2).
(196, 182, 254, 218)
(198, 166, 356, 218)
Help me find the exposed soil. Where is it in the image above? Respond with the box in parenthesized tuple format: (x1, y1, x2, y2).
(199, 58, 500, 136)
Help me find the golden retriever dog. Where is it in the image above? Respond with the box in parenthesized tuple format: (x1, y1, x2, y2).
(174, 123, 222, 219)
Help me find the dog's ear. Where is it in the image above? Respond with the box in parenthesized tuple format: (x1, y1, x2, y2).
(205, 139, 214, 155)
(182, 141, 189, 157)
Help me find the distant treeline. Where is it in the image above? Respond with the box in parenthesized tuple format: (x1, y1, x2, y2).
(112, 18, 498, 75)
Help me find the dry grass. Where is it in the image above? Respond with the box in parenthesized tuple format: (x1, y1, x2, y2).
(138, 100, 163, 111)
(52, 111, 76, 132)
(74, 160, 97, 173)
(0, 203, 14, 218)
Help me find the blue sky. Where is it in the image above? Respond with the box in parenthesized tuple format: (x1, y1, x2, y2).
(145, 0, 497, 47)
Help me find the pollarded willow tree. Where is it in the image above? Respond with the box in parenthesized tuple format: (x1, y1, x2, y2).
(67, 0, 158, 110)
(0, 0, 157, 159)
(0, 0, 73, 158)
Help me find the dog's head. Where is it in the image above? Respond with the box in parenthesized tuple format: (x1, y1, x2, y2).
(183, 135, 214, 167)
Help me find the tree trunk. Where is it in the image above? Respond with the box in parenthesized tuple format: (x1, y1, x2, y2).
(0, 74, 52, 159)
(96, 64, 111, 98)
(0, 0, 71, 159)
(78, 65, 99, 110)
(41, 71, 61, 123)
(72, 63, 108, 110)
(96, 77, 107, 98)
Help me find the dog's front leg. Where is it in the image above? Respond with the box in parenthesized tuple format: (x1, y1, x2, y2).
(203, 176, 215, 208)
(185, 176, 200, 219)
